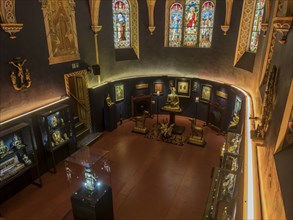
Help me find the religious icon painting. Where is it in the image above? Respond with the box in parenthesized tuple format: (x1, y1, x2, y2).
(115, 84, 124, 102)
(233, 96, 242, 116)
(40, 0, 80, 65)
(153, 82, 164, 95)
(176, 78, 191, 98)
(200, 84, 212, 103)
(192, 81, 198, 92)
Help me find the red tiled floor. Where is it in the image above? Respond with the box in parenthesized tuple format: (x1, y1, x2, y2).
(0, 115, 224, 220)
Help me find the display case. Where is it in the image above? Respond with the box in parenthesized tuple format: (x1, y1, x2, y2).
(65, 146, 113, 220)
(38, 104, 76, 173)
(203, 167, 238, 220)
(225, 132, 242, 156)
(0, 122, 41, 189)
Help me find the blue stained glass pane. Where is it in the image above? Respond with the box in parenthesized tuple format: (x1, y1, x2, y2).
(112, 0, 131, 48)
(249, 0, 265, 52)
(199, 1, 215, 48)
(183, 0, 200, 47)
(169, 3, 183, 47)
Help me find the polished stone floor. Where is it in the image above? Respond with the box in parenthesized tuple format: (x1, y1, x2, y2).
(0, 115, 224, 220)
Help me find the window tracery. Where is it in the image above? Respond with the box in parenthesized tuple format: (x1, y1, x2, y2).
(165, 0, 216, 48)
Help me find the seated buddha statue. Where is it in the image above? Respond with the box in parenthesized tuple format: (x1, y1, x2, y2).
(162, 86, 181, 112)
(106, 93, 115, 107)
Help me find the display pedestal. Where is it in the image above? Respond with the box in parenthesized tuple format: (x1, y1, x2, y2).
(104, 105, 117, 131)
(71, 185, 114, 220)
(161, 109, 185, 135)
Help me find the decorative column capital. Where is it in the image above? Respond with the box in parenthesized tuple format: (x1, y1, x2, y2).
(273, 17, 293, 44)
(91, 25, 102, 34)
(221, 25, 230, 35)
(261, 23, 269, 37)
(0, 0, 23, 39)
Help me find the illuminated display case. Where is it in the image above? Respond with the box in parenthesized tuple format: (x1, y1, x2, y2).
(38, 104, 75, 173)
(65, 146, 113, 220)
(225, 132, 242, 156)
(204, 131, 243, 220)
(203, 167, 238, 220)
(0, 122, 41, 189)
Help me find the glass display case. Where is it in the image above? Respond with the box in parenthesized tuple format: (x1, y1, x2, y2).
(64, 146, 113, 220)
(0, 122, 41, 189)
(203, 167, 237, 220)
(204, 131, 243, 220)
(38, 104, 75, 173)
(225, 132, 242, 156)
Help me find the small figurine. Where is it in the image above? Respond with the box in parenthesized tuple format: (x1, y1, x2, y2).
(103, 161, 111, 173)
(50, 116, 58, 128)
(0, 140, 11, 159)
(84, 167, 97, 191)
(66, 167, 72, 182)
(22, 154, 32, 165)
(12, 134, 25, 149)
(106, 93, 115, 107)
(52, 130, 65, 146)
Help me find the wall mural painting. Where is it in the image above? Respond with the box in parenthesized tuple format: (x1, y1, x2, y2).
(41, 0, 80, 64)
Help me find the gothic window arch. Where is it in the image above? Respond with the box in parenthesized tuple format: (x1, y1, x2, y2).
(165, 0, 216, 48)
(112, 0, 139, 59)
(249, 0, 265, 52)
(234, 0, 266, 67)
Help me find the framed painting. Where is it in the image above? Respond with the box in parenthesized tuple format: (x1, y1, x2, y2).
(136, 83, 148, 89)
(192, 81, 198, 92)
(41, 0, 80, 65)
(153, 82, 164, 95)
(233, 96, 242, 116)
(176, 78, 191, 98)
(201, 84, 212, 103)
(115, 84, 124, 102)
(216, 90, 228, 99)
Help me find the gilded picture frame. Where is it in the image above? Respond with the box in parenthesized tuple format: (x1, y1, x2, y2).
(41, 0, 80, 65)
(200, 84, 212, 103)
(153, 82, 164, 95)
(115, 84, 124, 102)
(176, 78, 191, 98)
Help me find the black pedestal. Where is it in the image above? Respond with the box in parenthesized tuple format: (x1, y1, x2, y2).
(104, 105, 117, 131)
(71, 185, 114, 220)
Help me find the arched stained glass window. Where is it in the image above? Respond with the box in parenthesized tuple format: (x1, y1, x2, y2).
(166, 0, 216, 48)
(169, 3, 183, 47)
(112, 0, 131, 48)
(249, 0, 265, 52)
(183, 0, 200, 47)
(199, 1, 215, 48)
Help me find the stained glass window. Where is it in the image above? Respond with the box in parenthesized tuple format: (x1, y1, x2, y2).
(167, 0, 216, 48)
(199, 1, 215, 48)
(249, 0, 265, 52)
(169, 3, 183, 47)
(112, 0, 131, 48)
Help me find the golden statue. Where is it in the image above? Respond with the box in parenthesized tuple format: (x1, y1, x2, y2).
(106, 93, 115, 107)
(162, 86, 181, 112)
(188, 118, 205, 146)
(9, 58, 32, 91)
(132, 110, 150, 134)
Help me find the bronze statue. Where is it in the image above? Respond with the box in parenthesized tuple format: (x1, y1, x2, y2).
(188, 118, 205, 146)
(9, 58, 32, 91)
(106, 93, 115, 107)
(132, 110, 150, 134)
(162, 86, 182, 112)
